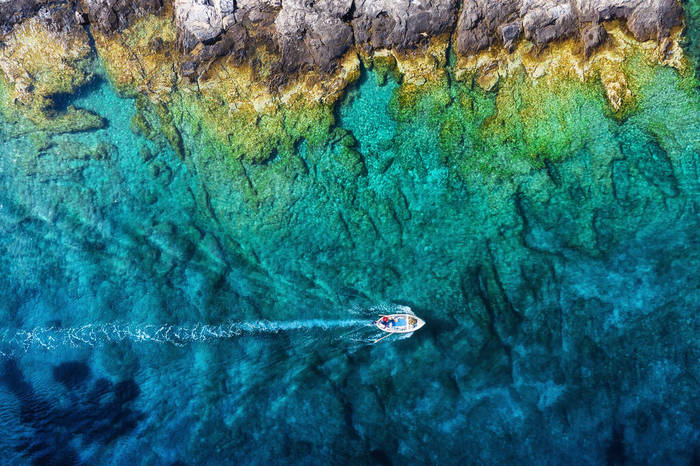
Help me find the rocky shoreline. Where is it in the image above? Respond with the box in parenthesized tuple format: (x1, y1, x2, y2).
(109, 0, 683, 76)
(0, 0, 693, 159)
(1, 1, 686, 81)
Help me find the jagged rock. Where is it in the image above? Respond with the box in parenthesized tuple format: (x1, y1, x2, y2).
(177, 0, 280, 64)
(576, 0, 632, 22)
(274, 0, 354, 72)
(214, 0, 235, 29)
(37, 3, 80, 34)
(0, 0, 47, 34)
(0, 1, 85, 36)
(626, 0, 682, 41)
(75, 9, 88, 24)
(455, 0, 682, 55)
(455, 0, 520, 54)
(522, 2, 577, 47)
(0, 0, 688, 82)
(582, 23, 607, 57)
(501, 20, 522, 52)
(234, 0, 280, 23)
(79, 0, 163, 34)
(351, 0, 458, 50)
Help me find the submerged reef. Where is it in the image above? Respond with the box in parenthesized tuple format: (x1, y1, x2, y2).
(0, 0, 699, 464)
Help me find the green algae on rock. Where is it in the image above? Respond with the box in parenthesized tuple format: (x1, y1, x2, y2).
(0, 13, 105, 133)
(0, 1, 696, 281)
(88, 6, 360, 164)
(87, 10, 692, 182)
(0, 0, 693, 170)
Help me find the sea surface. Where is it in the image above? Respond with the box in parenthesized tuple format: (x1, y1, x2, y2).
(0, 34, 700, 464)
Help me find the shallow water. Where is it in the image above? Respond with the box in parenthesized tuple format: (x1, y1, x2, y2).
(0, 50, 699, 464)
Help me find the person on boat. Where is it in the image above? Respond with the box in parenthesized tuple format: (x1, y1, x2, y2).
(380, 316, 389, 328)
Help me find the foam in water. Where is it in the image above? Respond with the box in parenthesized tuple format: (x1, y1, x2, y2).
(0, 318, 370, 357)
(0, 302, 416, 356)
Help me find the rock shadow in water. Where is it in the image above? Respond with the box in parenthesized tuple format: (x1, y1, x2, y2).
(0, 358, 143, 463)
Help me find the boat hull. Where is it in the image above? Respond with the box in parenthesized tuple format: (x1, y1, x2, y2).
(375, 314, 425, 333)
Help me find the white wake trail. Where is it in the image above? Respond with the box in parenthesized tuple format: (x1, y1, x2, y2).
(0, 319, 370, 356)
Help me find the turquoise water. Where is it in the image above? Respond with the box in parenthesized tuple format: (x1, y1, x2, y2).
(0, 53, 699, 464)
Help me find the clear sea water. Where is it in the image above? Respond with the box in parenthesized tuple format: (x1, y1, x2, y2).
(0, 39, 699, 465)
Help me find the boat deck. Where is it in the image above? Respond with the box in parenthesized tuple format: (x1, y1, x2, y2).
(375, 314, 425, 333)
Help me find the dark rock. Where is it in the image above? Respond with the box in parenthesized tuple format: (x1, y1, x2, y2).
(233, 0, 281, 25)
(180, 60, 198, 78)
(370, 449, 393, 466)
(1, 359, 143, 462)
(274, 0, 354, 73)
(606, 424, 627, 465)
(175, 0, 459, 74)
(456, 0, 683, 55)
(352, 0, 459, 50)
(522, 3, 577, 47)
(626, 0, 682, 41)
(587, 4, 631, 23)
(0, 0, 46, 34)
(177, 0, 281, 68)
(180, 24, 250, 79)
(113, 378, 140, 403)
(501, 20, 522, 52)
(455, 0, 520, 55)
(80, 0, 163, 34)
(37, 3, 79, 34)
(169, 0, 685, 79)
(582, 23, 608, 57)
(53, 361, 91, 388)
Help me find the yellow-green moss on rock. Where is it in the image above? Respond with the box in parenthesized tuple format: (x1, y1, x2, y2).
(0, 16, 105, 133)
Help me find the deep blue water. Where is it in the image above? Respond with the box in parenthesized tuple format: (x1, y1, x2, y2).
(0, 60, 699, 464)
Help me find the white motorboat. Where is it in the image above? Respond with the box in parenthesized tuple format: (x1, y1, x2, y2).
(374, 313, 425, 334)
